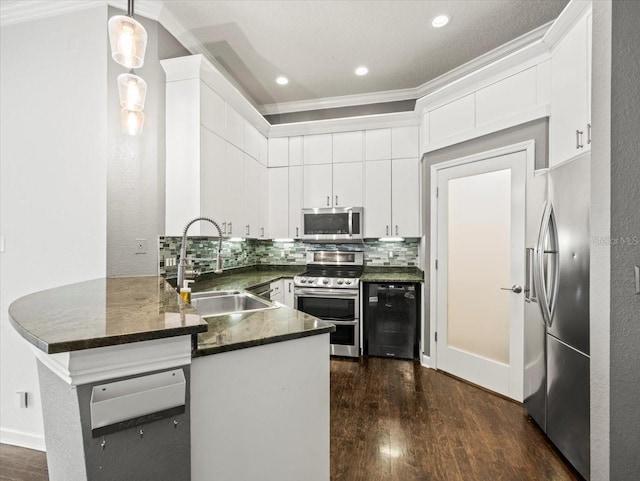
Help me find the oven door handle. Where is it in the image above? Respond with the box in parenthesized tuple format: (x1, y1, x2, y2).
(294, 289, 359, 298)
(323, 319, 358, 326)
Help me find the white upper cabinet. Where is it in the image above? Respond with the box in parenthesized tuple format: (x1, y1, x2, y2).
(225, 106, 245, 151)
(259, 134, 269, 166)
(429, 95, 476, 144)
(364, 158, 420, 238)
(303, 164, 333, 208)
(289, 136, 303, 166)
(549, 9, 591, 166)
(391, 158, 421, 238)
(332, 131, 363, 163)
(364, 160, 392, 238)
(200, 83, 225, 138)
(244, 122, 261, 161)
(365, 128, 392, 161)
(304, 134, 332, 165)
(391, 126, 419, 159)
(224, 144, 245, 237)
(268, 167, 289, 239)
(333, 162, 363, 207)
(200, 127, 227, 236)
(268, 137, 289, 167)
(475, 68, 537, 128)
(289, 166, 303, 238)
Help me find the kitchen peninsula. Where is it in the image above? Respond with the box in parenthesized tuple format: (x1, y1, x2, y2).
(9, 276, 334, 481)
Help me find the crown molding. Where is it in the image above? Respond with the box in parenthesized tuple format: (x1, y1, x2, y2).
(259, 19, 553, 116)
(542, 0, 591, 50)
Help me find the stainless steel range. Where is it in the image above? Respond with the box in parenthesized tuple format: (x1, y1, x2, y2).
(294, 251, 363, 357)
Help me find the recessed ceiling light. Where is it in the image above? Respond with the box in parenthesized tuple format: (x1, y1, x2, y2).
(276, 76, 289, 85)
(431, 14, 450, 28)
(355, 66, 369, 76)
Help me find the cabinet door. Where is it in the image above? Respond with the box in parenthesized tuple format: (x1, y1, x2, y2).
(364, 160, 392, 238)
(243, 155, 260, 238)
(303, 164, 332, 208)
(200, 128, 227, 236)
(365, 128, 391, 161)
(225, 106, 245, 151)
(270, 280, 284, 303)
(550, 13, 590, 166)
(258, 162, 268, 239)
(244, 122, 261, 161)
(268, 167, 289, 239)
(225, 144, 244, 236)
(283, 279, 295, 308)
(391, 126, 419, 159)
(391, 158, 421, 237)
(289, 136, 303, 166)
(303, 134, 332, 165)
(333, 131, 363, 163)
(289, 166, 303, 238)
(268, 137, 288, 167)
(333, 162, 363, 208)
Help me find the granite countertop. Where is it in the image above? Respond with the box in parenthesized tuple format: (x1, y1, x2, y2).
(189, 266, 305, 294)
(360, 267, 424, 283)
(8, 277, 207, 354)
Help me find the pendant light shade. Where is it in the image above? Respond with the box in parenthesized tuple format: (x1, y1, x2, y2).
(121, 108, 145, 136)
(108, 14, 147, 69)
(117, 73, 147, 111)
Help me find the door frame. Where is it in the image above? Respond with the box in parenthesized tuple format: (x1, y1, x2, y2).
(429, 140, 535, 399)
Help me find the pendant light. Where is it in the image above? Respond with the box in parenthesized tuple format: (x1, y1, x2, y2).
(108, 0, 147, 69)
(109, 0, 147, 136)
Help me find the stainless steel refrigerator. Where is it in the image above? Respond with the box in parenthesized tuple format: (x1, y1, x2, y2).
(524, 153, 590, 480)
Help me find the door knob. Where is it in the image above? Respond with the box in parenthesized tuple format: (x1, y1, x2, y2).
(501, 285, 523, 294)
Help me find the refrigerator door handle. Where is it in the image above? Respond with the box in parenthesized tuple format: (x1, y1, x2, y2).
(546, 206, 560, 324)
(534, 203, 554, 328)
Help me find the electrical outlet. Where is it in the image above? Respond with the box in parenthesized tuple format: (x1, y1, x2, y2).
(135, 238, 147, 254)
(165, 256, 177, 267)
(389, 251, 394, 258)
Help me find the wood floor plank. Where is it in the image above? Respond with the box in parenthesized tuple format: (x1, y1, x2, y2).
(1, 357, 583, 481)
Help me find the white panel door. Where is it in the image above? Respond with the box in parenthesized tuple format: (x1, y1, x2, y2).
(268, 167, 289, 239)
(332, 131, 363, 163)
(332, 162, 362, 208)
(364, 160, 391, 238)
(224, 144, 244, 237)
(391, 158, 420, 237)
(200, 127, 227, 236)
(435, 150, 526, 401)
(303, 164, 332, 208)
(289, 166, 303, 238)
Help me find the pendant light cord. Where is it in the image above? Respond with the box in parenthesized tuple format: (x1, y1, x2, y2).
(127, 0, 134, 18)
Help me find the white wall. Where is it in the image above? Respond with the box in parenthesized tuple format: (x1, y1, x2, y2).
(0, 6, 108, 449)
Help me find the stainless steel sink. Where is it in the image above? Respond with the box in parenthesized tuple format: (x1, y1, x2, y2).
(190, 290, 278, 318)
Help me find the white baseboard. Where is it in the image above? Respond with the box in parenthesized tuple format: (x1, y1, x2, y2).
(0, 427, 46, 451)
(421, 354, 433, 369)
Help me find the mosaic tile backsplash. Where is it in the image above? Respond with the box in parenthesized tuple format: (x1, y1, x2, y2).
(159, 238, 419, 278)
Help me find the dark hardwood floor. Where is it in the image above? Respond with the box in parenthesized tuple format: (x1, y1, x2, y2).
(330, 357, 581, 481)
(0, 357, 581, 481)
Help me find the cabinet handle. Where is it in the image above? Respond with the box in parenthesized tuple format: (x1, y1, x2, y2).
(228, 222, 232, 235)
(576, 129, 584, 149)
(335, 195, 338, 206)
(261, 227, 264, 237)
(222, 222, 227, 235)
(246, 225, 250, 236)
(326, 196, 330, 206)
(395, 225, 399, 236)
(288, 283, 292, 293)
(386, 225, 389, 236)
(587, 123, 592, 144)
(296, 227, 299, 237)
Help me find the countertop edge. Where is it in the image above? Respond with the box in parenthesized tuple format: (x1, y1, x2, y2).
(193, 323, 336, 357)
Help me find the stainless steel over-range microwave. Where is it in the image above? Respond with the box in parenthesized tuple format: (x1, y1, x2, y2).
(301, 207, 364, 242)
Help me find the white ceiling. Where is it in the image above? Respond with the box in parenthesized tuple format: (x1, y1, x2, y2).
(161, 0, 569, 111)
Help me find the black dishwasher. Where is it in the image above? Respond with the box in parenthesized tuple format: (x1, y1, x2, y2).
(364, 283, 420, 359)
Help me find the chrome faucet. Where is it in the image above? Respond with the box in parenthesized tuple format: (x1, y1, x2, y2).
(177, 217, 224, 289)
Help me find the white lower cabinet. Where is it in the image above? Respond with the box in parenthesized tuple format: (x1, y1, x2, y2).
(364, 158, 420, 238)
(270, 280, 283, 304)
(283, 279, 295, 308)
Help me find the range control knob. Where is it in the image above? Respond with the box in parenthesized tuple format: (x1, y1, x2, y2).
(345, 280, 352, 285)
(337, 279, 344, 285)
(323, 279, 329, 285)
(300, 278, 306, 283)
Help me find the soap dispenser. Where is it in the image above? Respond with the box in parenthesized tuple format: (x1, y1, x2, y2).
(180, 280, 194, 303)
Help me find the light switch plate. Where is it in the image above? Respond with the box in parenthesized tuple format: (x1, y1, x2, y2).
(135, 238, 147, 254)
